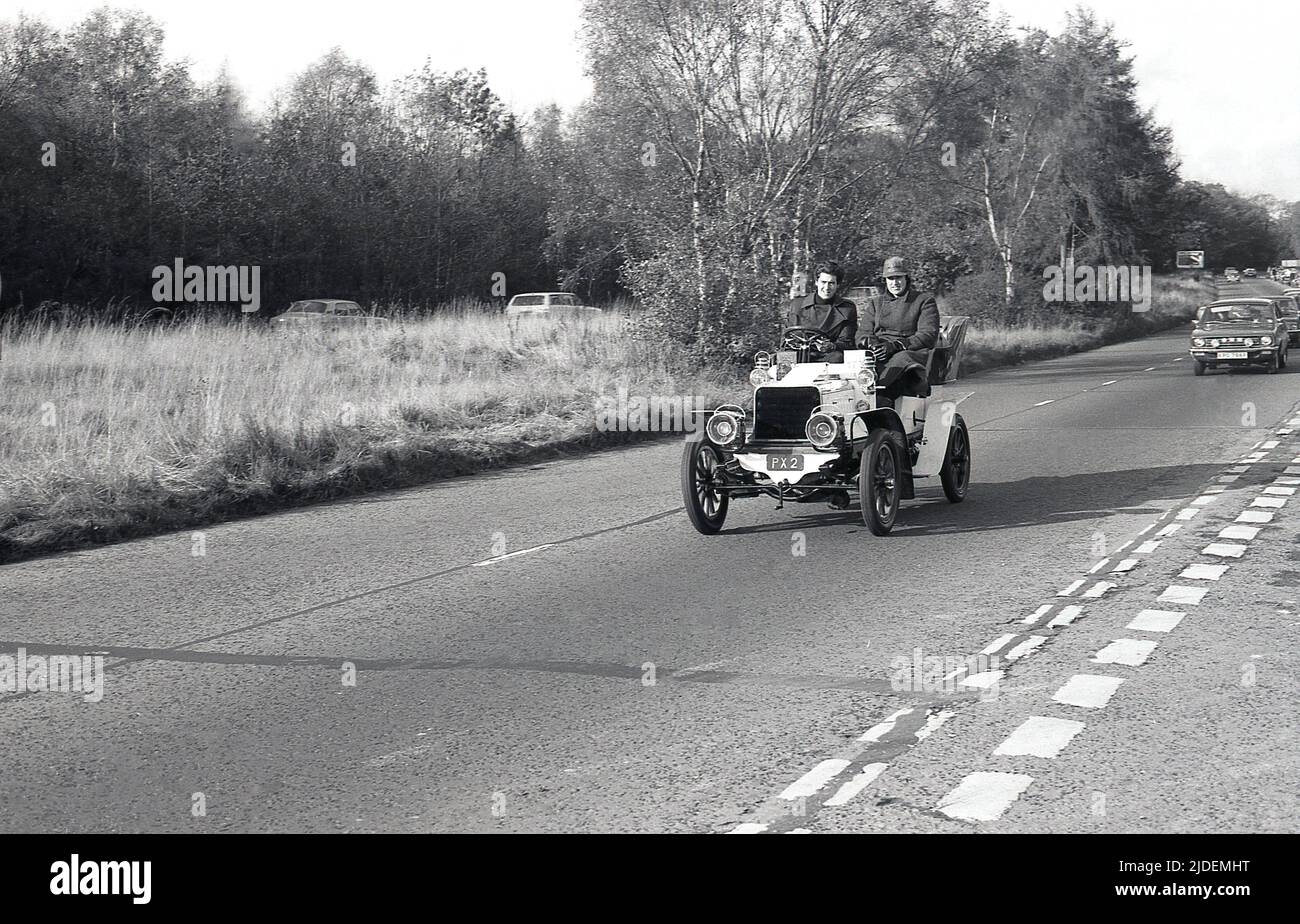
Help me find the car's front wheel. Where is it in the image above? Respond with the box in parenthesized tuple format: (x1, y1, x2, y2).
(1193, 360, 1206, 376)
(681, 439, 729, 534)
(1267, 349, 1280, 374)
(940, 414, 971, 503)
(859, 429, 903, 536)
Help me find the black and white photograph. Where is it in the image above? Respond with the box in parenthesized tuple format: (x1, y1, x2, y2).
(0, 0, 1294, 895)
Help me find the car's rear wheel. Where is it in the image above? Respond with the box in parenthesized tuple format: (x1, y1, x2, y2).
(681, 439, 729, 534)
(1193, 360, 1206, 376)
(859, 429, 903, 536)
(940, 414, 971, 503)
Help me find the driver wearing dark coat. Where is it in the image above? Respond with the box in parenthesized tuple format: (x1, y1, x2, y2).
(782, 261, 857, 362)
(857, 256, 939, 405)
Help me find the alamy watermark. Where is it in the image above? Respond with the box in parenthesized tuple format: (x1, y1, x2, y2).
(1043, 260, 1152, 312)
(889, 647, 1001, 699)
(595, 387, 706, 433)
(151, 258, 261, 313)
(0, 648, 104, 702)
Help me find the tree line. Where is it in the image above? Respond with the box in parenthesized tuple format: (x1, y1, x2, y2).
(0, 2, 1295, 356)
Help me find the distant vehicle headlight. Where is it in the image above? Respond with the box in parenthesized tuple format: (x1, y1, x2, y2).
(706, 411, 743, 448)
(1261, 335, 1273, 345)
(1192, 338, 1206, 347)
(749, 367, 769, 387)
(805, 412, 839, 449)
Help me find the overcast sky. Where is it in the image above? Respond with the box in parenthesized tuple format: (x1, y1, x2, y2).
(6, 0, 1299, 199)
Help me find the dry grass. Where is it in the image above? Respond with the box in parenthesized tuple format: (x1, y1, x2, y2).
(0, 275, 1211, 562)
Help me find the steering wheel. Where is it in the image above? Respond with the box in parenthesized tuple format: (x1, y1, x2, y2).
(781, 326, 832, 352)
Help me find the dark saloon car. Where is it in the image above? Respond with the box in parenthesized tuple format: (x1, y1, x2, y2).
(1189, 299, 1288, 375)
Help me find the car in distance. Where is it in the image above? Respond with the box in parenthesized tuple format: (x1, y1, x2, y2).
(504, 292, 601, 317)
(1244, 268, 1257, 278)
(1189, 298, 1288, 375)
(270, 299, 389, 330)
(845, 285, 883, 303)
(1224, 267, 1240, 282)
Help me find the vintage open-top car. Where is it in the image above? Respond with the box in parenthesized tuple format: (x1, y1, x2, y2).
(681, 317, 972, 536)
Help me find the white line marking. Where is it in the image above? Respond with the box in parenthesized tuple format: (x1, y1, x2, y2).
(729, 823, 769, 834)
(1144, 366, 1157, 372)
(1251, 496, 1286, 508)
(1047, 605, 1084, 627)
(1189, 494, 1217, 506)
(1101, 380, 1117, 386)
(1202, 543, 1247, 558)
(1058, 580, 1086, 596)
(1263, 485, 1296, 496)
(1181, 563, 1229, 580)
(1175, 508, 1199, 521)
(780, 759, 851, 800)
(1088, 559, 1111, 574)
(824, 763, 888, 807)
(1053, 674, 1125, 709)
(787, 828, 811, 834)
(981, 635, 1017, 655)
(1203, 486, 1227, 494)
(1284, 466, 1300, 475)
(1127, 609, 1185, 633)
(1022, 604, 1053, 625)
(1113, 540, 1133, 554)
(1218, 525, 1260, 541)
(915, 710, 956, 741)
(959, 671, 1004, 690)
(1236, 510, 1274, 524)
(1261, 440, 1280, 449)
(1111, 559, 1139, 573)
(1217, 475, 1240, 483)
(858, 707, 914, 743)
(1134, 540, 1161, 554)
(1033, 400, 1055, 407)
(1082, 581, 1115, 598)
(471, 544, 555, 566)
(1159, 585, 1208, 605)
(1274, 477, 1300, 486)
(1156, 524, 1182, 537)
(1228, 466, 1251, 473)
(1005, 636, 1047, 662)
(1137, 524, 1153, 536)
(936, 772, 1034, 822)
(993, 716, 1086, 758)
(1092, 638, 1158, 666)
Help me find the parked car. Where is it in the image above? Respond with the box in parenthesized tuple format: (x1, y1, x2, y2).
(1244, 268, 1257, 277)
(682, 317, 972, 536)
(270, 299, 389, 330)
(1189, 298, 1288, 375)
(504, 293, 601, 317)
(1224, 267, 1240, 281)
(845, 285, 883, 303)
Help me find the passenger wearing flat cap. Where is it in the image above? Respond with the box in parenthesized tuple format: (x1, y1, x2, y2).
(857, 256, 940, 405)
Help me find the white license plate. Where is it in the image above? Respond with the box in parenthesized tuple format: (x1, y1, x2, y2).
(1217, 351, 1248, 359)
(768, 454, 804, 471)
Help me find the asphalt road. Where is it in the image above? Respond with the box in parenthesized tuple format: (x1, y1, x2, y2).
(1, 277, 1296, 833)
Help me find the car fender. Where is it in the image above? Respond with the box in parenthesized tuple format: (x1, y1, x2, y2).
(849, 407, 906, 443)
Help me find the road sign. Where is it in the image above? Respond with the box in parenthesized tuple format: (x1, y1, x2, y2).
(1282, 259, 1300, 268)
(1176, 251, 1205, 269)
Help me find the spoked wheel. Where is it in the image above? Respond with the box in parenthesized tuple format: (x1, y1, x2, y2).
(940, 413, 971, 503)
(681, 439, 729, 534)
(859, 429, 903, 536)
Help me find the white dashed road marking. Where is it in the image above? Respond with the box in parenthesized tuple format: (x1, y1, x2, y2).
(1081, 581, 1115, 598)
(1156, 524, 1182, 537)
(729, 823, 769, 834)
(1159, 585, 1208, 605)
(1058, 580, 1086, 596)
(1134, 540, 1161, 554)
(1047, 605, 1084, 627)
(1091, 638, 1158, 667)
(1252, 496, 1287, 509)
(914, 710, 956, 741)
(936, 772, 1034, 822)
(1237, 510, 1274, 524)
(1004, 636, 1047, 662)
(858, 707, 914, 743)
(471, 544, 555, 566)
(1127, 609, 1185, 633)
(993, 716, 1086, 759)
(1053, 674, 1125, 709)
(960, 671, 1003, 691)
(780, 759, 851, 801)
(1180, 563, 1228, 580)
(1218, 525, 1259, 541)
(824, 763, 888, 807)
(1033, 400, 1055, 407)
(1201, 543, 1246, 558)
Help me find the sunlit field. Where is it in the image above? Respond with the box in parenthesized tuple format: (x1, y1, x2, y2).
(0, 276, 1209, 562)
